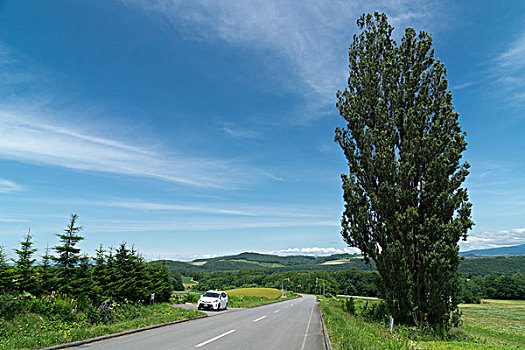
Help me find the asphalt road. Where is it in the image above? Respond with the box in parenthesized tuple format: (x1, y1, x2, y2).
(74, 294, 324, 350)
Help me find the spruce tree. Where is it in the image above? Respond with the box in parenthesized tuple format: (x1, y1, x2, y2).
(39, 244, 57, 294)
(335, 13, 473, 331)
(92, 244, 107, 296)
(13, 229, 38, 294)
(0, 246, 15, 293)
(53, 214, 84, 293)
(146, 262, 174, 302)
(70, 254, 95, 299)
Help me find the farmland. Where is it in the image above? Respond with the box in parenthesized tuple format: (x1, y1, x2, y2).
(320, 297, 525, 349)
(225, 288, 297, 308)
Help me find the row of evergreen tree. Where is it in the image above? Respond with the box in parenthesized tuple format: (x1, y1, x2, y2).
(0, 214, 177, 302)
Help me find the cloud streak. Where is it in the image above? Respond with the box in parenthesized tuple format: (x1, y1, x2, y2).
(495, 29, 525, 103)
(0, 179, 22, 193)
(0, 109, 263, 189)
(219, 123, 260, 140)
(89, 219, 338, 233)
(122, 0, 437, 120)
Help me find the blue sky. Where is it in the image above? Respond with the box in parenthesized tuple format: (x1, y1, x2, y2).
(0, 0, 524, 260)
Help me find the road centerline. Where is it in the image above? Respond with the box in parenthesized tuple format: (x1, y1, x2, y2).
(195, 329, 236, 348)
(252, 315, 267, 323)
(273, 310, 280, 314)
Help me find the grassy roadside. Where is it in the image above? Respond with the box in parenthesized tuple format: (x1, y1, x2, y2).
(319, 297, 523, 350)
(0, 303, 204, 350)
(319, 298, 409, 349)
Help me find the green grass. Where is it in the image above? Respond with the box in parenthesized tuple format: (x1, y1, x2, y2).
(224, 288, 298, 308)
(181, 276, 198, 289)
(226, 288, 282, 299)
(228, 259, 285, 268)
(320, 297, 525, 350)
(319, 298, 409, 349)
(0, 303, 204, 350)
(450, 299, 525, 348)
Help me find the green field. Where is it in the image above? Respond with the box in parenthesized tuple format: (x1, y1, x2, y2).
(181, 276, 198, 289)
(455, 299, 525, 348)
(320, 298, 524, 350)
(228, 259, 286, 268)
(226, 287, 282, 299)
(224, 288, 297, 308)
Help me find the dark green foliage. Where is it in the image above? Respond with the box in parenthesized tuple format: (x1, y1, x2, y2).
(459, 256, 525, 276)
(160, 252, 375, 274)
(69, 255, 96, 299)
(53, 214, 83, 268)
(162, 265, 184, 291)
(38, 245, 58, 293)
(361, 300, 389, 322)
(0, 246, 15, 293)
(191, 269, 380, 297)
(472, 273, 525, 300)
(160, 253, 524, 277)
(146, 262, 174, 302)
(1, 215, 173, 307)
(13, 230, 38, 294)
(334, 12, 473, 331)
(459, 278, 482, 304)
(53, 214, 84, 293)
(342, 297, 356, 314)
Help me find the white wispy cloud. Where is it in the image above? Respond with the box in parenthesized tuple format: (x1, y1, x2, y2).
(0, 217, 27, 223)
(270, 246, 360, 256)
(495, 29, 525, 103)
(37, 197, 333, 218)
(0, 42, 37, 89)
(452, 81, 476, 90)
(219, 123, 260, 140)
(460, 228, 525, 251)
(0, 108, 264, 189)
(0, 179, 22, 193)
(89, 219, 338, 233)
(122, 0, 438, 121)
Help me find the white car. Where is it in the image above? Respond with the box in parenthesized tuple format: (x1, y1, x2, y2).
(197, 291, 228, 310)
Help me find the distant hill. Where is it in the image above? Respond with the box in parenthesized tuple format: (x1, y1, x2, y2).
(160, 252, 376, 274)
(157, 250, 525, 276)
(459, 256, 525, 276)
(461, 243, 525, 257)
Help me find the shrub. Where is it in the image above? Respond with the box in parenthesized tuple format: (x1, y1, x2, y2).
(342, 297, 356, 315)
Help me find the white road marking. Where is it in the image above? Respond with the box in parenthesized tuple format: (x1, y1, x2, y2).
(273, 310, 280, 314)
(300, 301, 315, 350)
(253, 315, 267, 323)
(195, 329, 236, 348)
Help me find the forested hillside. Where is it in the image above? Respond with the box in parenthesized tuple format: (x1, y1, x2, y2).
(159, 252, 525, 276)
(459, 256, 525, 276)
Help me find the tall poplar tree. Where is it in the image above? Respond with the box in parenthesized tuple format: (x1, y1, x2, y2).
(335, 13, 473, 331)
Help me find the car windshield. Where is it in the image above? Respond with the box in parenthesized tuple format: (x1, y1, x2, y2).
(203, 292, 220, 298)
